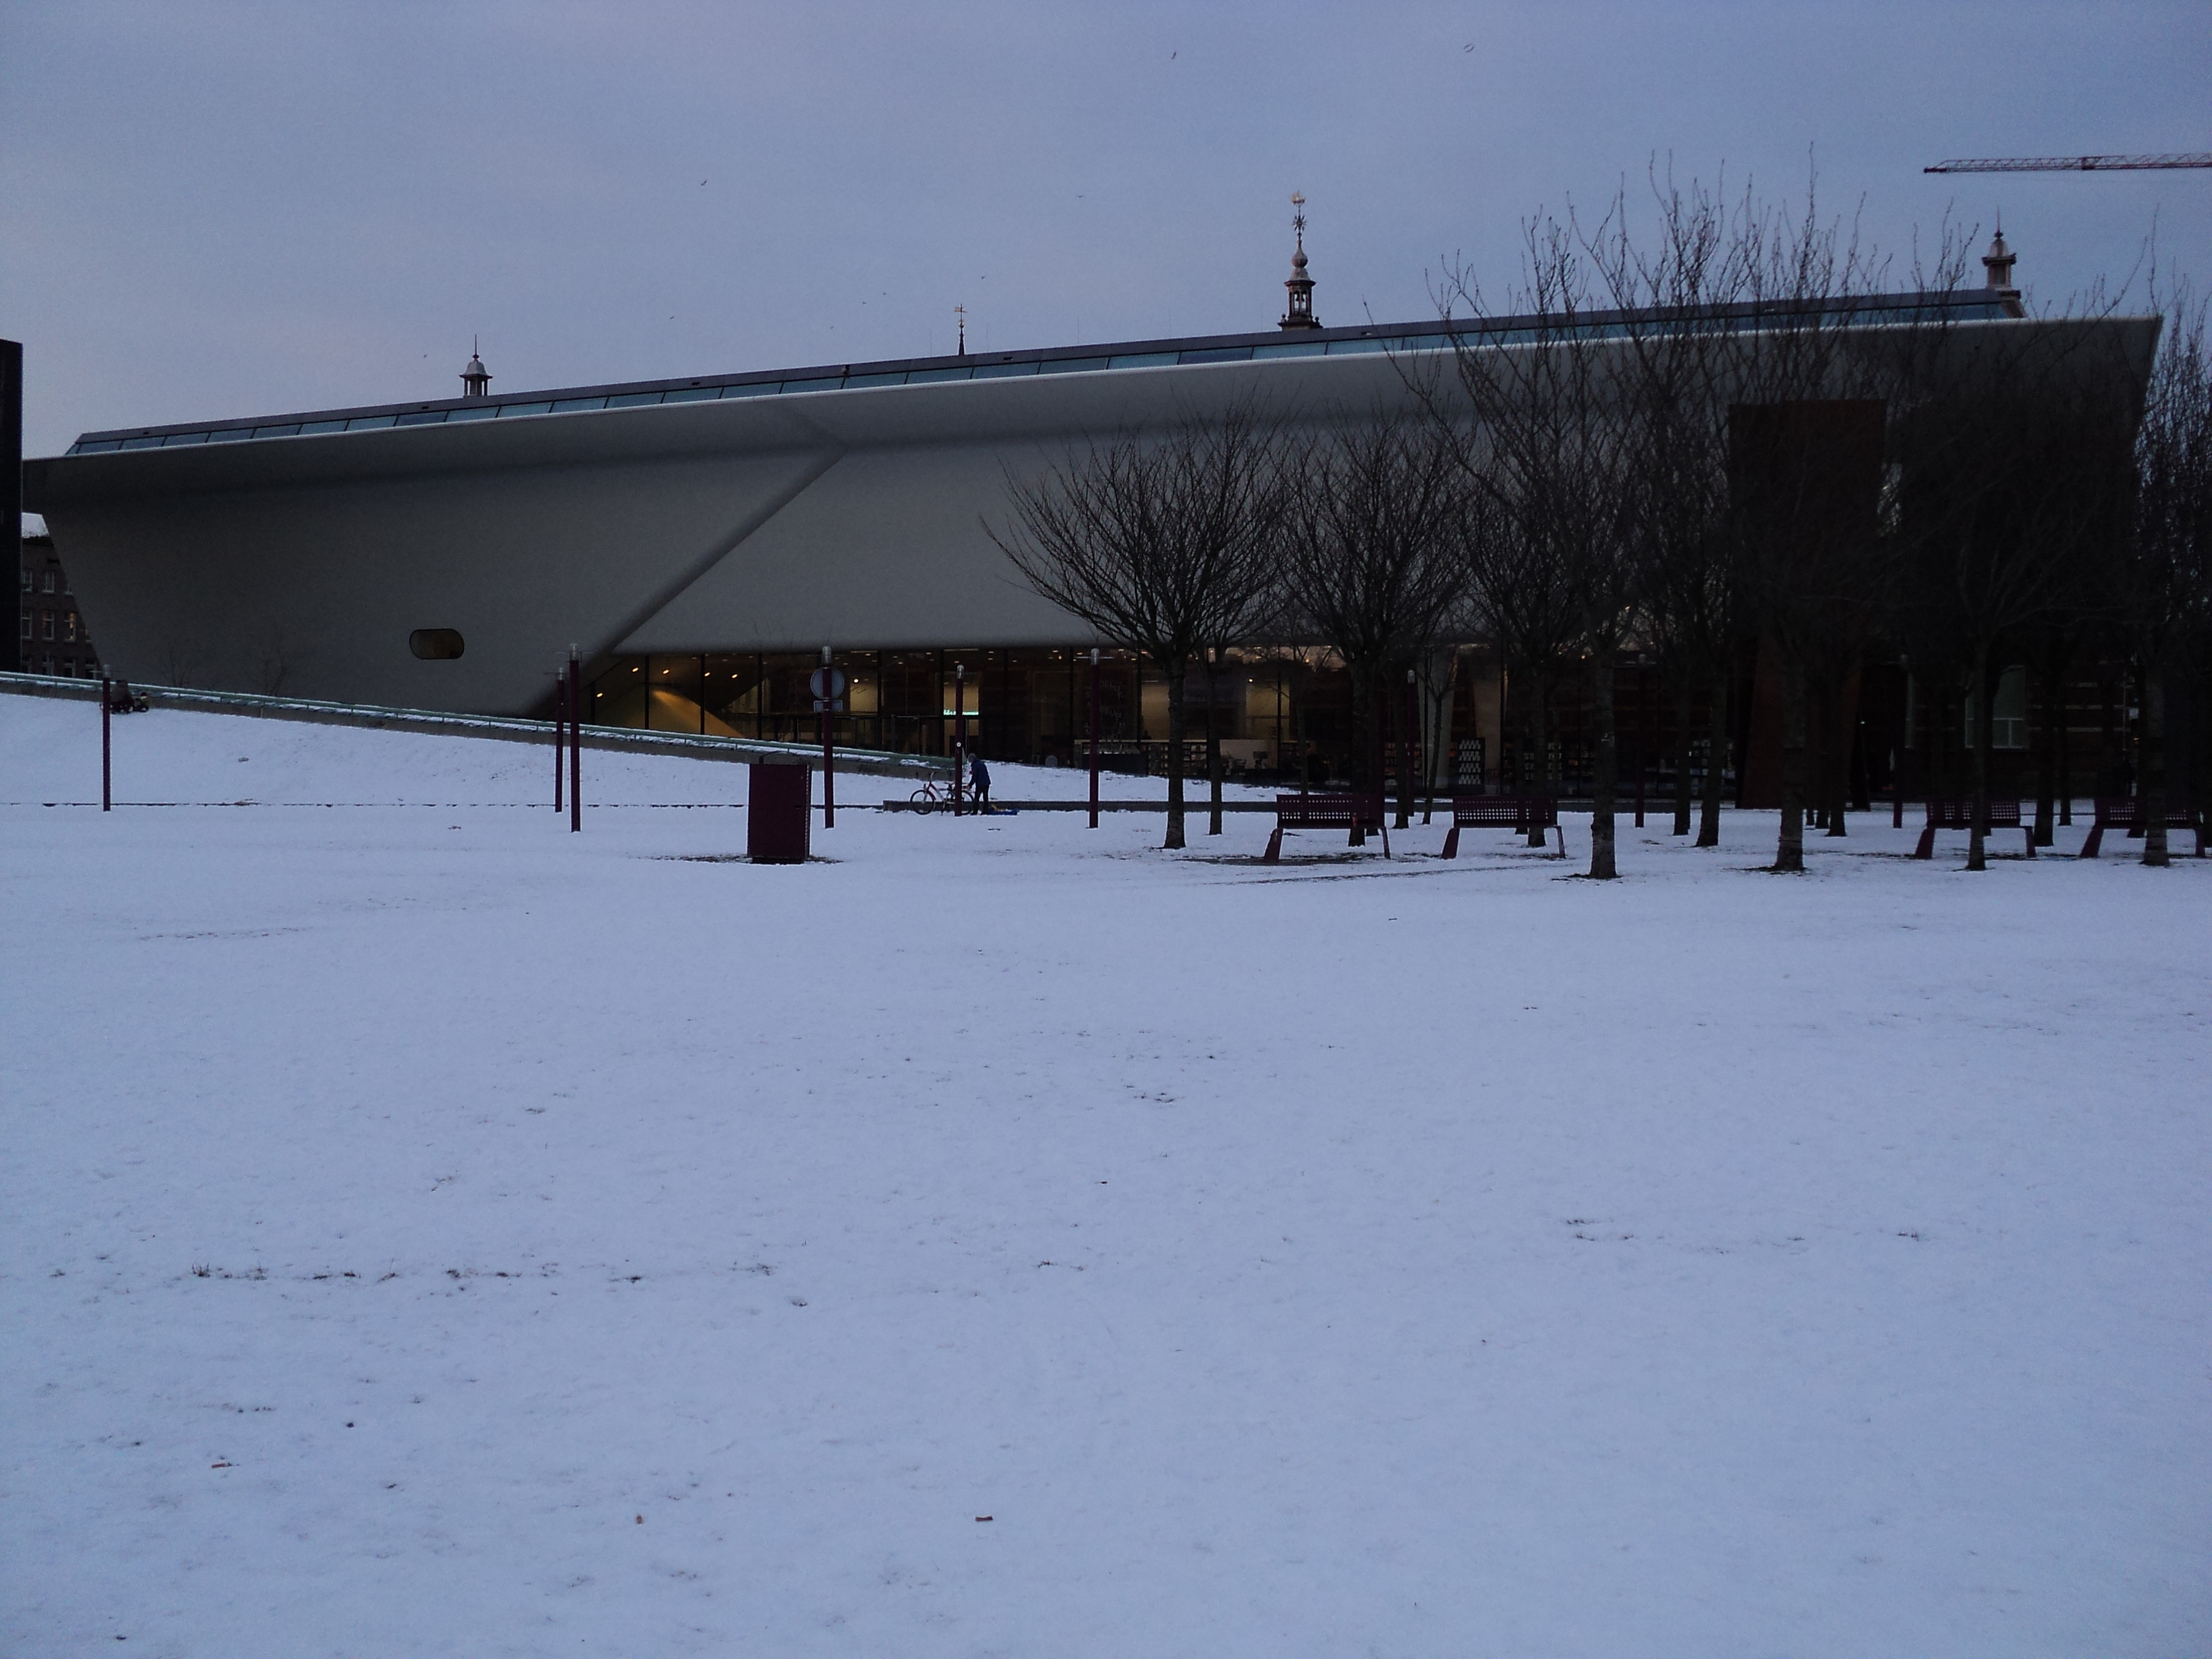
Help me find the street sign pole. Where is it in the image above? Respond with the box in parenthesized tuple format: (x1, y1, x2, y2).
(101, 675, 112, 813)
(819, 647, 836, 828)
(568, 648, 581, 833)
(553, 660, 565, 814)
(1087, 646, 1101, 830)
(809, 654, 847, 829)
(952, 662, 967, 815)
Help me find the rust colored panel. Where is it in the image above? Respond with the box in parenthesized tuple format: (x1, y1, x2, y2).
(748, 762, 812, 863)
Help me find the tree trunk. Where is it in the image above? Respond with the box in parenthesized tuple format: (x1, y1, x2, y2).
(1497, 662, 1510, 794)
(2097, 667, 2118, 804)
(2032, 648, 2058, 847)
(1203, 652, 1224, 836)
(1698, 662, 1726, 848)
(1526, 671, 1552, 848)
(2142, 657, 2169, 866)
(1422, 653, 1453, 825)
(1589, 645, 1618, 878)
(1822, 667, 1849, 836)
(1931, 682, 1951, 798)
(1808, 676, 1828, 832)
(1850, 703, 1871, 813)
(1672, 669, 1694, 836)
(2124, 662, 2142, 836)
(1968, 645, 1994, 872)
(1164, 661, 1188, 850)
(1774, 648, 1808, 872)
(1347, 669, 1371, 845)
(2057, 665, 2074, 827)
(1395, 671, 1415, 831)
(2185, 668, 2203, 862)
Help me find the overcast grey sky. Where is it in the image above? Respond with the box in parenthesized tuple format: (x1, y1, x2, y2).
(4, 1, 2207, 463)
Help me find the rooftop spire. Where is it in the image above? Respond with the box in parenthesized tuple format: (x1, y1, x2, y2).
(1279, 192, 1320, 330)
(1981, 219, 2023, 315)
(460, 337, 492, 400)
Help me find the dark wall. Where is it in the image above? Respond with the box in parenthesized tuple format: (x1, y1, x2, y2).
(4, 341, 21, 668)
(1729, 400, 1886, 808)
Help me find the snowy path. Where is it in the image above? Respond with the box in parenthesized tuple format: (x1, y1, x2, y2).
(3, 697, 2207, 1655)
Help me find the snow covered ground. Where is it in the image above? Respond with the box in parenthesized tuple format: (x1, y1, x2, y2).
(4, 693, 2207, 1657)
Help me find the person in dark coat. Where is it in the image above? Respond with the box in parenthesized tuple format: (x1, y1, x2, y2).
(970, 754, 991, 809)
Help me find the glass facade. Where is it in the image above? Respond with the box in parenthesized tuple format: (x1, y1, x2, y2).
(584, 646, 1342, 778)
(572, 643, 1701, 794)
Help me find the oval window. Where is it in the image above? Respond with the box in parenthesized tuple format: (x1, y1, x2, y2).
(409, 628, 466, 660)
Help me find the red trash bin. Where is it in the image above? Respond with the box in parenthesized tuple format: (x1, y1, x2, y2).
(748, 762, 812, 863)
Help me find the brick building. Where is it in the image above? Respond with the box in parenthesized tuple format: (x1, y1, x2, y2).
(17, 533, 102, 680)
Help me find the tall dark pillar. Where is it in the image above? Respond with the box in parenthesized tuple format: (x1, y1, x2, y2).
(2, 342, 21, 672)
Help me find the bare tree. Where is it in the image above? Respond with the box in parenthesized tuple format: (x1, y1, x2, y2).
(1278, 412, 1466, 841)
(991, 407, 1284, 850)
(2024, 608, 2094, 846)
(1196, 487, 1292, 836)
(1720, 183, 1895, 872)
(1892, 326, 2137, 868)
(1729, 396, 1894, 871)
(255, 624, 298, 697)
(1441, 215, 1641, 876)
(1591, 169, 1752, 848)
(1457, 480, 1583, 843)
(1610, 178, 1975, 859)
(2124, 291, 2212, 865)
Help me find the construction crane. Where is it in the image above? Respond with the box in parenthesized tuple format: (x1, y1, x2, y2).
(1925, 153, 2212, 174)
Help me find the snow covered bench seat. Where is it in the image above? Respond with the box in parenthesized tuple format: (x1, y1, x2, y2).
(1440, 794, 1563, 858)
(2077, 796, 2204, 858)
(1262, 792, 1388, 862)
(1912, 795, 2033, 860)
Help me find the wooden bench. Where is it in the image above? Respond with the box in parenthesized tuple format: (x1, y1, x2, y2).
(1262, 792, 1388, 862)
(1912, 796, 2033, 859)
(2077, 796, 2205, 858)
(1441, 794, 1563, 858)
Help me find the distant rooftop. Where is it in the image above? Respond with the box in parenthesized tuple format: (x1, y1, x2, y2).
(65, 290, 2017, 456)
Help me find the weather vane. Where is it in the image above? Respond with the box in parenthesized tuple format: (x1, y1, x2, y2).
(1280, 193, 1319, 330)
(954, 303, 966, 357)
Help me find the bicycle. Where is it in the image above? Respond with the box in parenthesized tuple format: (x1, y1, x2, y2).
(910, 777, 960, 813)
